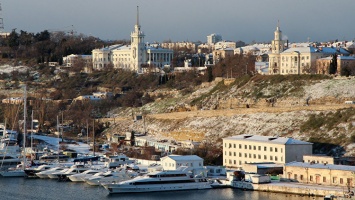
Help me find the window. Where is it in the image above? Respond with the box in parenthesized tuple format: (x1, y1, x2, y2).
(270, 147, 273, 152)
(340, 178, 343, 184)
(234, 144, 236, 148)
(294, 174, 297, 180)
(264, 146, 267, 151)
(249, 154, 251, 158)
(239, 153, 242, 157)
(275, 156, 278, 161)
(234, 152, 236, 156)
(333, 177, 337, 183)
(253, 146, 256, 150)
(323, 177, 326, 183)
(253, 154, 256, 159)
(234, 160, 236, 164)
(264, 155, 267, 160)
(229, 152, 231, 156)
(239, 161, 242, 165)
(245, 153, 247, 157)
(300, 175, 303, 180)
(249, 145, 252, 150)
(258, 146, 261, 151)
(310, 176, 313, 182)
(258, 155, 261, 159)
(239, 144, 242, 149)
(275, 148, 278, 152)
(270, 156, 273, 160)
(245, 145, 247, 149)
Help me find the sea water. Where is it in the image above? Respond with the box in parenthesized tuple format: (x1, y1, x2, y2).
(0, 177, 323, 200)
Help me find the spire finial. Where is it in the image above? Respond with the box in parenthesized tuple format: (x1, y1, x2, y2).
(136, 6, 139, 26)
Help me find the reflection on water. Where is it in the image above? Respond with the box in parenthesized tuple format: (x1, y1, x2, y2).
(0, 177, 323, 200)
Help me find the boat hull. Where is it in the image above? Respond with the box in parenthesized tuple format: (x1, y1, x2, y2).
(104, 182, 212, 194)
(0, 170, 26, 177)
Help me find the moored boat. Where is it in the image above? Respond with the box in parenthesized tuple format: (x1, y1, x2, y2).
(103, 170, 212, 194)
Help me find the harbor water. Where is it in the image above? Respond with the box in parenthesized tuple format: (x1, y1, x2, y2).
(0, 177, 323, 200)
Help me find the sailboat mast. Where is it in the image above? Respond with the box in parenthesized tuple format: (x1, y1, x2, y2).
(23, 85, 27, 169)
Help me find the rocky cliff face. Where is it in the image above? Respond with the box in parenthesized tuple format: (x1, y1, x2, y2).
(109, 76, 355, 156)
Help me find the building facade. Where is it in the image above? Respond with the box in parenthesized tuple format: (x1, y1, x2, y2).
(268, 24, 350, 75)
(284, 162, 355, 187)
(223, 134, 313, 169)
(92, 7, 173, 73)
(160, 155, 204, 170)
(316, 55, 355, 75)
(207, 33, 222, 45)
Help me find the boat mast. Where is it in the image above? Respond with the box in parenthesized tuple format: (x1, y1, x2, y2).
(30, 110, 33, 160)
(23, 85, 27, 170)
(56, 115, 59, 161)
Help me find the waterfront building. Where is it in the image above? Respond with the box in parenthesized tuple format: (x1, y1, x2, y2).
(284, 161, 355, 187)
(92, 7, 173, 73)
(160, 155, 203, 170)
(62, 54, 92, 67)
(222, 134, 312, 169)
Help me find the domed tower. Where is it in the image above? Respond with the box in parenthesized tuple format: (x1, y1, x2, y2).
(268, 21, 285, 74)
(271, 22, 285, 54)
(131, 6, 146, 73)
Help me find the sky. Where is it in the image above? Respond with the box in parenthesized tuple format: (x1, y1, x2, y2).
(2, 0, 355, 44)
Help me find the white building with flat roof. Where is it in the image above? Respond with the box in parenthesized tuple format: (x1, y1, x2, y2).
(223, 134, 312, 169)
(160, 155, 204, 170)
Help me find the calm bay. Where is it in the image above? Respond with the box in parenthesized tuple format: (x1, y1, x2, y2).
(0, 177, 324, 200)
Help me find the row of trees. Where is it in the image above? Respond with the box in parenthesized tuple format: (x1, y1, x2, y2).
(0, 29, 112, 65)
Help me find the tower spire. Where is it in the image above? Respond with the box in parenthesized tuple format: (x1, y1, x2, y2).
(136, 6, 139, 26)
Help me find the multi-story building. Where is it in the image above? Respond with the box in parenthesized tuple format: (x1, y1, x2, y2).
(214, 41, 236, 50)
(212, 48, 234, 64)
(268, 23, 350, 75)
(207, 33, 222, 45)
(316, 55, 355, 75)
(223, 134, 312, 169)
(92, 7, 173, 73)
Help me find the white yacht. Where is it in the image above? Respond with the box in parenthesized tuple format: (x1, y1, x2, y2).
(0, 164, 26, 177)
(85, 169, 132, 186)
(68, 169, 106, 182)
(50, 164, 91, 181)
(103, 170, 212, 194)
(24, 164, 58, 178)
(36, 166, 68, 179)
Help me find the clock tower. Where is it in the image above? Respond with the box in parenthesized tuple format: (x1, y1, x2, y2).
(131, 6, 146, 73)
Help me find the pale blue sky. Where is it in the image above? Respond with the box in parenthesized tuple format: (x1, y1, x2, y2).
(2, 0, 355, 43)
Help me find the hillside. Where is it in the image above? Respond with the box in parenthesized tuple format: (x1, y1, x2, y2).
(105, 75, 355, 156)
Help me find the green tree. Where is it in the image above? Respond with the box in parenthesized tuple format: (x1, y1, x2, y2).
(329, 54, 337, 74)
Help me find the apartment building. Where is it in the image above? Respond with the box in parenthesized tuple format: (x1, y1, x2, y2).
(223, 134, 312, 169)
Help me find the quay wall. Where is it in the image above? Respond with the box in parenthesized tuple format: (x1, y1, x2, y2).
(232, 181, 345, 197)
